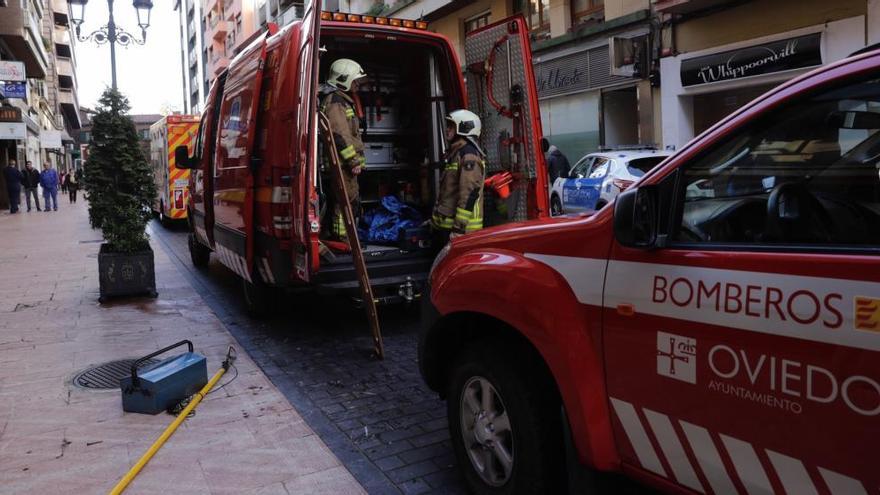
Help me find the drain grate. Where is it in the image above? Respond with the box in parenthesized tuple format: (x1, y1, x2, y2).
(73, 359, 160, 389)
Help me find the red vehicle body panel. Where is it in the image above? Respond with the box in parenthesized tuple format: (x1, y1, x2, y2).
(428, 48, 880, 493)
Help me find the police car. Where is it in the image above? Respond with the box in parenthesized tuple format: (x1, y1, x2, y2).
(550, 149, 671, 215)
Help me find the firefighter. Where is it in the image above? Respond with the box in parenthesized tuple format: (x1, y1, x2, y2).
(320, 58, 367, 241)
(431, 109, 486, 246)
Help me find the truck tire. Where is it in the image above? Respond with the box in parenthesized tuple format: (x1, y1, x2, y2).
(242, 274, 273, 318)
(188, 233, 210, 268)
(447, 343, 565, 495)
(159, 201, 172, 228)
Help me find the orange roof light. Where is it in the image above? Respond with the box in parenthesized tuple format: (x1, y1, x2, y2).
(320, 11, 332, 20)
(332, 12, 346, 21)
(402, 19, 415, 28)
(389, 18, 402, 26)
(346, 14, 361, 22)
(375, 17, 388, 25)
(416, 21, 428, 29)
(362, 15, 375, 23)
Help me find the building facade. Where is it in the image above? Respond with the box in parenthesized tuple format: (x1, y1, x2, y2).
(175, 0, 208, 113)
(0, 0, 80, 208)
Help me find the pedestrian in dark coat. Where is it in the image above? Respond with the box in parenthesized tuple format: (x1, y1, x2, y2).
(21, 161, 41, 211)
(65, 170, 79, 203)
(546, 145, 571, 184)
(39, 162, 59, 211)
(3, 159, 23, 214)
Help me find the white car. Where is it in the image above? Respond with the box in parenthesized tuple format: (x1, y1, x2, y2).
(550, 149, 671, 215)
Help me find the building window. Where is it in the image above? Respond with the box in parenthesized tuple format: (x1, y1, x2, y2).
(236, 14, 242, 33)
(571, 0, 603, 26)
(513, 0, 549, 38)
(464, 12, 490, 34)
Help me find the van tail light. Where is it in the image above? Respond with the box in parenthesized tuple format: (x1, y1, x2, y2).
(271, 186, 292, 238)
(613, 179, 634, 191)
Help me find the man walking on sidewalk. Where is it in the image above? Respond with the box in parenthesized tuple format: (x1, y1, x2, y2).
(40, 162, 59, 212)
(3, 159, 23, 214)
(21, 161, 41, 211)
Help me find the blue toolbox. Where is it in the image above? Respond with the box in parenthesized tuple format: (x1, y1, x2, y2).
(120, 340, 208, 415)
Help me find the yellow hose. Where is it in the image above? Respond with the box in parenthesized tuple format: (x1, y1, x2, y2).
(109, 348, 235, 495)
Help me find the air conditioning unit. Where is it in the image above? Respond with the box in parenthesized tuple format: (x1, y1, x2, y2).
(609, 35, 648, 78)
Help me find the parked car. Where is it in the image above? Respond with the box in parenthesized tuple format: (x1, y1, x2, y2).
(550, 149, 670, 215)
(420, 47, 880, 494)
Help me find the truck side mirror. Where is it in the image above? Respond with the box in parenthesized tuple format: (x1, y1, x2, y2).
(614, 185, 659, 249)
(174, 145, 194, 170)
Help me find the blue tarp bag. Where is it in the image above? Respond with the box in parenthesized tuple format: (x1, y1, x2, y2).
(359, 196, 423, 243)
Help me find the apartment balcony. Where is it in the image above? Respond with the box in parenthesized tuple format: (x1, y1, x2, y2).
(0, 1, 49, 78)
(212, 56, 229, 76)
(652, 0, 740, 15)
(203, 0, 219, 14)
(209, 18, 231, 40)
(56, 56, 76, 89)
(59, 88, 82, 129)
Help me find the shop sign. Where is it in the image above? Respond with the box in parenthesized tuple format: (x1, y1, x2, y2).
(0, 61, 26, 82)
(0, 122, 26, 140)
(1, 81, 26, 99)
(536, 51, 590, 98)
(40, 130, 62, 149)
(0, 107, 22, 122)
(680, 33, 822, 87)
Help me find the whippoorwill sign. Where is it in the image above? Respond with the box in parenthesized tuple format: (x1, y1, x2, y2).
(680, 33, 822, 87)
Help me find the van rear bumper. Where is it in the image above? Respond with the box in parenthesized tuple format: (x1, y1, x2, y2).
(313, 255, 432, 302)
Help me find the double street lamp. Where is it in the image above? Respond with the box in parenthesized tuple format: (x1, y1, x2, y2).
(67, 0, 154, 90)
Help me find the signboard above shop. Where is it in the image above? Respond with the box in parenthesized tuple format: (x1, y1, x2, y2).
(0, 61, 26, 82)
(680, 33, 822, 87)
(0, 107, 22, 122)
(1, 82, 26, 99)
(40, 130, 62, 149)
(0, 122, 27, 140)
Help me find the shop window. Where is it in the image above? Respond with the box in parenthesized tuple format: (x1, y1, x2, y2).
(571, 0, 603, 27)
(513, 0, 550, 39)
(464, 12, 490, 34)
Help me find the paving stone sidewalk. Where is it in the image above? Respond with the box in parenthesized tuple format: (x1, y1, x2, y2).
(0, 200, 365, 494)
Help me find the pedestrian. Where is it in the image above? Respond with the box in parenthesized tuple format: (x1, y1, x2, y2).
(59, 171, 68, 194)
(39, 162, 59, 212)
(3, 159, 23, 214)
(66, 169, 79, 203)
(542, 138, 571, 185)
(21, 161, 41, 211)
(430, 109, 486, 247)
(320, 58, 367, 242)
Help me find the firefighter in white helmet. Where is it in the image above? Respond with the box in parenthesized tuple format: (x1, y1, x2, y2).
(321, 58, 367, 241)
(431, 109, 486, 245)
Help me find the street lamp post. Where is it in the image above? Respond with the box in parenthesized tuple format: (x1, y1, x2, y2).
(67, 0, 154, 90)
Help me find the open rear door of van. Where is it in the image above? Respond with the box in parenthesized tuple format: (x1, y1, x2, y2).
(290, 2, 321, 282)
(464, 16, 549, 221)
(215, 28, 275, 280)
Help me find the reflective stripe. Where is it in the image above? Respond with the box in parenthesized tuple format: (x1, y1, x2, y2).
(344, 108, 355, 118)
(455, 207, 472, 222)
(445, 162, 459, 171)
(432, 214, 453, 230)
(339, 145, 356, 160)
(610, 398, 667, 477)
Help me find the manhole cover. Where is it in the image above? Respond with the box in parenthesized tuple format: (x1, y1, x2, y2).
(73, 359, 160, 389)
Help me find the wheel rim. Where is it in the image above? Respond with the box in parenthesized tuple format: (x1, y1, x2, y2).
(459, 376, 514, 487)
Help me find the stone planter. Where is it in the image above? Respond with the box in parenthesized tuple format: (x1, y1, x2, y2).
(98, 244, 158, 302)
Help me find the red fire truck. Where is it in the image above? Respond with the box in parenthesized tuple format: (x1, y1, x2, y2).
(175, 8, 548, 313)
(421, 48, 880, 493)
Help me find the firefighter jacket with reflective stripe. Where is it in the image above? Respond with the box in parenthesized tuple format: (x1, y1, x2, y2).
(432, 138, 485, 234)
(320, 88, 365, 170)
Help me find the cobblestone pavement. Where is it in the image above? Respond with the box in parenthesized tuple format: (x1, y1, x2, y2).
(0, 201, 365, 494)
(151, 224, 465, 495)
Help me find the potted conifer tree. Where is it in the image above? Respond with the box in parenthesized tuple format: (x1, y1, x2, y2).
(83, 88, 158, 302)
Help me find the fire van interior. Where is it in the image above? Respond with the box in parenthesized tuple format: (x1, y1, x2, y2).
(316, 32, 462, 264)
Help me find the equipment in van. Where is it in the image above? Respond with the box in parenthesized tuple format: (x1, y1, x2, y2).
(120, 340, 207, 415)
(485, 171, 513, 199)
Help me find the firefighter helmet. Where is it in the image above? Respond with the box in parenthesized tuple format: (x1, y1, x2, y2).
(327, 59, 366, 91)
(445, 109, 482, 138)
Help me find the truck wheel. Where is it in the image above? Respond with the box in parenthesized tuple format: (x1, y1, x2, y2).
(188, 233, 210, 268)
(242, 274, 273, 318)
(159, 201, 172, 228)
(550, 195, 563, 216)
(447, 344, 564, 494)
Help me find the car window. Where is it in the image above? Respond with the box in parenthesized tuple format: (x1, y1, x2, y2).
(588, 158, 610, 178)
(675, 76, 880, 248)
(570, 157, 593, 178)
(626, 156, 666, 177)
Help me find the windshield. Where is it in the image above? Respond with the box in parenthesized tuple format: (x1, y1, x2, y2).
(626, 157, 667, 177)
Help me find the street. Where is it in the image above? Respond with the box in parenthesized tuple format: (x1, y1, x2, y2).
(151, 222, 467, 495)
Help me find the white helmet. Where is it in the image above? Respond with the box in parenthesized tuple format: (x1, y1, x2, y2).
(445, 109, 481, 138)
(327, 59, 366, 91)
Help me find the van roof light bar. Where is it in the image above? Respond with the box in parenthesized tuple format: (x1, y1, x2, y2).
(319, 11, 428, 29)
